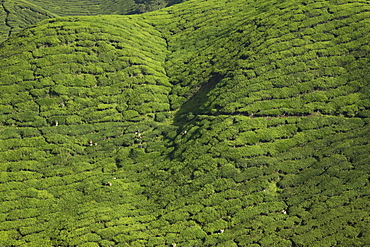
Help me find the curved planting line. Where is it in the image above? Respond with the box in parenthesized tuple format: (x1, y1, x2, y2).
(1, 1, 11, 40)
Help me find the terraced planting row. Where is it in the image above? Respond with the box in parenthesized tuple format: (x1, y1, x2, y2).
(132, 114, 369, 246)
(0, 0, 369, 245)
(25, 0, 131, 16)
(0, 0, 55, 43)
(0, 0, 188, 44)
(0, 15, 171, 127)
(209, 2, 370, 117)
(0, 116, 176, 245)
(148, 0, 370, 119)
(0, 15, 173, 245)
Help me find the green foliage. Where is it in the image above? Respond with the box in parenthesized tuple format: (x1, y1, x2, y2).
(0, 0, 369, 246)
(0, 0, 56, 43)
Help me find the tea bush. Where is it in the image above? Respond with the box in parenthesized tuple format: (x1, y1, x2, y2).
(0, 0, 369, 245)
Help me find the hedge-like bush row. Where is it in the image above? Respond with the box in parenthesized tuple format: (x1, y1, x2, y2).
(0, 0, 369, 245)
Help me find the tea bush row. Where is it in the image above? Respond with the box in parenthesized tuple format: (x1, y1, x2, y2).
(0, 0, 369, 245)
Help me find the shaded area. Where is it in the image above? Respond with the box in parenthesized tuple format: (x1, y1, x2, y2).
(173, 73, 223, 126)
(0, 0, 369, 245)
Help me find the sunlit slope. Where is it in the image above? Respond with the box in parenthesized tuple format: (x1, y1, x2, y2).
(140, 0, 370, 246)
(0, 0, 55, 43)
(0, 0, 369, 246)
(145, 0, 370, 118)
(0, 15, 173, 246)
(25, 0, 136, 16)
(146, 116, 369, 246)
(204, 0, 370, 118)
(0, 0, 146, 44)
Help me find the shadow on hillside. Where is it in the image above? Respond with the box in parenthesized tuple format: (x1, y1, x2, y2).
(162, 73, 223, 160)
(173, 73, 223, 127)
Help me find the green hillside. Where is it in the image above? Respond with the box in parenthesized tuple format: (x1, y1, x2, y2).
(25, 0, 136, 16)
(0, 0, 184, 44)
(0, 0, 56, 43)
(0, 0, 165, 43)
(0, 0, 369, 246)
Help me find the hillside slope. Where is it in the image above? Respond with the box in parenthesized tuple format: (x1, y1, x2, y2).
(0, 0, 182, 44)
(0, 0, 56, 43)
(25, 0, 136, 16)
(0, 15, 173, 246)
(0, 0, 369, 246)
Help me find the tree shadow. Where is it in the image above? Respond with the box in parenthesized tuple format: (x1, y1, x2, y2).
(173, 73, 223, 127)
(163, 73, 223, 160)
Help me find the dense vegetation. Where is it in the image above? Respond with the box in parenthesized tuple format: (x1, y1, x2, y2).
(0, 0, 56, 43)
(0, 0, 369, 246)
(0, 0, 184, 43)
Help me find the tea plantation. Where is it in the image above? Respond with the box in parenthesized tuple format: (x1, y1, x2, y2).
(0, 0, 369, 246)
(0, 0, 183, 43)
(0, 0, 56, 43)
